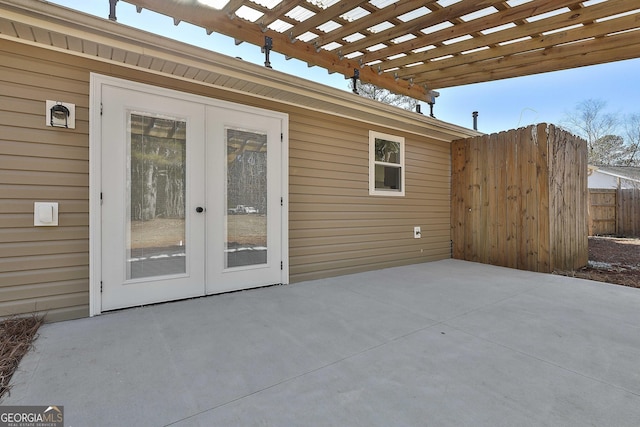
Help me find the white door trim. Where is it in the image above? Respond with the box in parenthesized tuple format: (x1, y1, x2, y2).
(89, 73, 289, 316)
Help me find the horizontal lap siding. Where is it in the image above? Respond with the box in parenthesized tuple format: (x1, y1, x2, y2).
(289, 111, 451, 282)
(0, 42, 90, 321)
(1, 39, 455, 319)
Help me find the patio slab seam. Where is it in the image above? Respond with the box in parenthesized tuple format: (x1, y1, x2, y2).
(340, 278, 544, 326)
(149, 309, 203, 418)
(441, 322, 640, 399)
(165, 273, 573, 424)
(165, 315, 469, 425)
(6, 260, 640, 426)
(164, 284, 554, 427)
(164, 330, 415, 423)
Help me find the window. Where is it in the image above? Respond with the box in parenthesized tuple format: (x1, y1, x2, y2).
(369, 131, 405, 196)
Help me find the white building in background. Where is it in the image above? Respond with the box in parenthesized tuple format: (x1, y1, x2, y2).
(588, 166, 640, 189)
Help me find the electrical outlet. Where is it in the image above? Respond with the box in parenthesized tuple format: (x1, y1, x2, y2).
(414, 226, 421, 239)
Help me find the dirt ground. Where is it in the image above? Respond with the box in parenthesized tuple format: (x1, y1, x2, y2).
(560, 236, 640, 288)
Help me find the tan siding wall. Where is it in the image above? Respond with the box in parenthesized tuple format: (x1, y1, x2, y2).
(288, 110, 452, 282)
(1, 39, 453, 321)
(0, 41, 90, 321)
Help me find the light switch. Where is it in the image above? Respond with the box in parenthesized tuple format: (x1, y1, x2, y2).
(34, 202, 59, 226)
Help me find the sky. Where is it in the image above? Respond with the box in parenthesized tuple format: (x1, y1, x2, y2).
(49, 0, 640, 135)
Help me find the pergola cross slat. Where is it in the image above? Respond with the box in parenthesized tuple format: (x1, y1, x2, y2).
(391, 0, 636, 75)
(119, 0, 640, 100)
(360, 0, 584, 66)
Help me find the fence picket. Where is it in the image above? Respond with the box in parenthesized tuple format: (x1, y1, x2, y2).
(588, 188, 640, 237)
(451, 124, 588, 273)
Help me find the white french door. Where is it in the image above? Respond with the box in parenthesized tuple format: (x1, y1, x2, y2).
(205, 107, 284, 294)
(94, 75, 286, 313)
(100, 85, 206, 311)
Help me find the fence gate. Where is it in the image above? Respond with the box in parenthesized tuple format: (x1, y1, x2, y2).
(451, 124, 588, 273)
(588, 189, 617, 235)
(589, 188, 640, 237)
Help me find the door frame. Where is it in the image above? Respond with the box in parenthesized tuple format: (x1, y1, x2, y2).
(89, 73, 289, 316)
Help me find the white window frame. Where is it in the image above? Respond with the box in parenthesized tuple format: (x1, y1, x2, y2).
(369, 130, 405, 196)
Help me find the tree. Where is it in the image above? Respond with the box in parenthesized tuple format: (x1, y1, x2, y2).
(130, 116, 186, 221)
(623, 113, 640, 166)
(561, 99, 620, 165)
(590, 134, 631, 166)
(351, 81, 418, 111)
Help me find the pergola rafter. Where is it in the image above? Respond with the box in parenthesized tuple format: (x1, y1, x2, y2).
(116, 0, 640, 100)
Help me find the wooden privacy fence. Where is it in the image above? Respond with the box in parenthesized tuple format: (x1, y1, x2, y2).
(589, 188, 640, 236)
(451, 124, 588, 273)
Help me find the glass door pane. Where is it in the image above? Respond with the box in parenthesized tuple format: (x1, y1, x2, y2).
(225, 127, 267, 268)
(127, 112, 187, 279)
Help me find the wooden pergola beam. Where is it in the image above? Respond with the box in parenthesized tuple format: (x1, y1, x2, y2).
(398, 10, 640, 82)
(288, 0, 369, 40)
(124, 0, 430, 98)
(258, 0, 299, 27)
(427, 32, 640, 89)
(312, 0, 435, 49)
(387, 0, 638, 74)
(340, 0, 501, 57)
(120, 0, 640, 94)
(358, 0, 583, 65)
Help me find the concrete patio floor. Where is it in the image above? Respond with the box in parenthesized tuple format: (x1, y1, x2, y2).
(3, 259, 640, 426)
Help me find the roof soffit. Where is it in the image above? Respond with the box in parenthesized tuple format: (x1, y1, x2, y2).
(0, 0, 481, 140)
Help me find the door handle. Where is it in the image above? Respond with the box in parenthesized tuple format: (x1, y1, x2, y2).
(196, 207, 204, 213)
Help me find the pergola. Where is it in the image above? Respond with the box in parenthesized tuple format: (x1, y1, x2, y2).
(111, 0, 639, 101)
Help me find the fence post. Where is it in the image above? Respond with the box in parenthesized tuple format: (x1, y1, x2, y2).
(616, 179, 621, 236)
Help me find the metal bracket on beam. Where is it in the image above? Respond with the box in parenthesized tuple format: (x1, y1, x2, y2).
(108, 0, 118, 21)
(262, 36, 273, 69)
(426, 90, 440, 119)
(351, 69, 360, 95)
